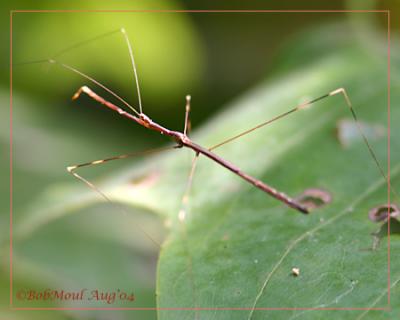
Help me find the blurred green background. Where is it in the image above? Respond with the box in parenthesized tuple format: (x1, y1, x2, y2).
(2, 0, 400, 319)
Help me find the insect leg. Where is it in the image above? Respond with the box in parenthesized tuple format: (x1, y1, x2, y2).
(67, 145, 176, 247)
(183, 95, 192, 137)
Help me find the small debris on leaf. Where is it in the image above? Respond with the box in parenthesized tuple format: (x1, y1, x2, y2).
(291, 267, 300, 277)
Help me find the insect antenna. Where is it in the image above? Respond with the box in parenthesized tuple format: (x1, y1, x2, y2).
(13, 28, 142, 116)
(120, 28, 143, 114)
(50, 59, 141, 116)
(51, 28, 122, 59)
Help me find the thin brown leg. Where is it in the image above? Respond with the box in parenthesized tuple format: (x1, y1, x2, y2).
(207, 87, 398, 206)
(177, 153, 200, 315)
(178, 153, 200, 222)
(208, 89, 339, 151)
(183, 95, 192, 137)
(67, 146, 176, 248)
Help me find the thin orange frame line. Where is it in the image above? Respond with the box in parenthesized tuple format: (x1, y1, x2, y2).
(10, 307, 390, 311)
(387, 9, 391, 308)
(10, 9, 390, 13)
(9, 9, 391, 312)
(9, 9, 13, 310)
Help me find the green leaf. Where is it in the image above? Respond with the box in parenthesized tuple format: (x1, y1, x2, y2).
(154, 43, 400, 319)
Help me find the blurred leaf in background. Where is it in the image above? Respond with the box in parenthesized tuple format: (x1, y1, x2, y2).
(2, 0, 400, 319)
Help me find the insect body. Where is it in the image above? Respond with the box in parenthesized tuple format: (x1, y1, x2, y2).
(71, 84, 311, 213)
(43, 28, 392, 221)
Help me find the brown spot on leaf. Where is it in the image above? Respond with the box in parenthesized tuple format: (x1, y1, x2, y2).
(222, 234, 230, 241)
(368, 204, 400, 222)
(367, 204, 400, 250)
(296, 188, 332, 212)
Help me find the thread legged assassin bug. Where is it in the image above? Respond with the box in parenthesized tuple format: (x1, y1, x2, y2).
(25, 27, 394, 234)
